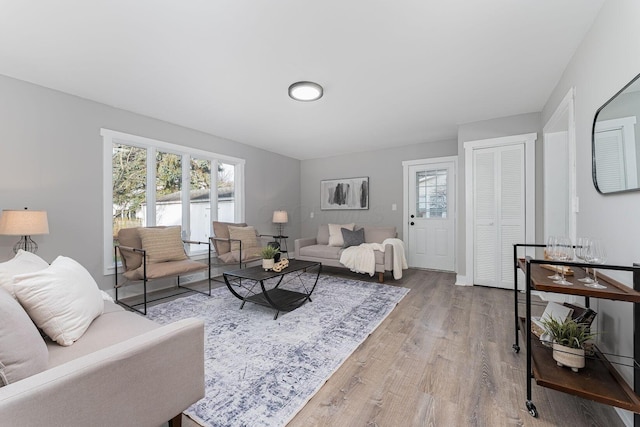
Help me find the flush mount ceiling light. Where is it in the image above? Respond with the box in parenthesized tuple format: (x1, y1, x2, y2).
(288, 81, 323, 101)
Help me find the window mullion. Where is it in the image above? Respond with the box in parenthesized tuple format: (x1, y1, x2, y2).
(182, 154, 190, 240)
(235, 162, 245, 222)
(147, 147, 156, 226)
(212, 159, 219, 222)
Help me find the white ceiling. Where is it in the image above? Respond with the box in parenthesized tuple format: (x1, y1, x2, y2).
(0, 0, 606, 160)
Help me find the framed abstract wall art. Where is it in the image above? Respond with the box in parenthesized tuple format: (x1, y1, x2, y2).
(320, 177, 369, 210)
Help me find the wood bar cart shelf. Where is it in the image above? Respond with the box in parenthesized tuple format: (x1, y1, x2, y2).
(512, 244, 640, 422)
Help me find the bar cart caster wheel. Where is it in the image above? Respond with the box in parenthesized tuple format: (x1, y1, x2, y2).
(512, 344, 520, 353)
(526, 400, 538, 417)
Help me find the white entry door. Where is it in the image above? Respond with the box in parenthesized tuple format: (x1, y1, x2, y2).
(406, 159, 456, 271)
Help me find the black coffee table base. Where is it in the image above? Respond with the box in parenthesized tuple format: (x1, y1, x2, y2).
(223, 260, 322, 319)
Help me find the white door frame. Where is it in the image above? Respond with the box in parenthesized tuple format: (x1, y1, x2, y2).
(543, 87, 577, 243)
(463, 133, 536, 286)
(402, 156, 458, 271)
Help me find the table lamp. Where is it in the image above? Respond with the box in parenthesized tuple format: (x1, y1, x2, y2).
(272, 210, 288, 237)
(0, 208, 50, 253)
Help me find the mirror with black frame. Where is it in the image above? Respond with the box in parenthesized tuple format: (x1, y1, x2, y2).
(592, 72, 640, 194)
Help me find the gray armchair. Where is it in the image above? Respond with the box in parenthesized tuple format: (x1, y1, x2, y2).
(209, 221, 270, 277)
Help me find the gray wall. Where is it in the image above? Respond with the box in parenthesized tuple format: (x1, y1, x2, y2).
(300, 139, 458, 240)
(456, 112, 543, 278)
(541, 0, 640, 419)
(0, 75, 301, 289)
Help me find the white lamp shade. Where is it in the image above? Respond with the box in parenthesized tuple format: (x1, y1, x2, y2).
(0, 210, 49, 236)
(272, 211, 288, 224)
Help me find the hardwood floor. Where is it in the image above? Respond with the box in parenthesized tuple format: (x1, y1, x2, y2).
(285, 267, 623, 427)
(173, 267, 623, 426)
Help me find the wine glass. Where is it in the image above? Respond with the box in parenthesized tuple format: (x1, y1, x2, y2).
(575, 237, 596, 284)
(552, 236, 573, 285)
(585, 239, 607, 289)
(545, 236, 563, 281)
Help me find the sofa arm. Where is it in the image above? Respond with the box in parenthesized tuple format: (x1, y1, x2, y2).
(294, 237, 317, 258)
(383, 243, 394, 271)
(0, 318, 205, 427)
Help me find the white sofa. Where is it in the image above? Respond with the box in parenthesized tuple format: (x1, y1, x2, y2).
(0, 251, 205, 427)
(0, 299, 205, 427)
(295, 224, 397, 282)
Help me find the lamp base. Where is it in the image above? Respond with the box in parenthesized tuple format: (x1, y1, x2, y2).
(13, 236, 38, 254)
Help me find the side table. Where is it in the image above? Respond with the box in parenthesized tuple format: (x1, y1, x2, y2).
(262, 234, 289, 258)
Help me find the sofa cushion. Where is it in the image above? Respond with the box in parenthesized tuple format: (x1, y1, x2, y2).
(46, 301, 160, 368)
(138, 226, 187, 263)
(212, 221, 248, 255)
(0, 287, 48, 387)
(363, 226, 397, 243)
(0, 250, 49, 297)
(299, 244, 342, 260)
(316, 224, 330, 245)
(228, 225, 258, 251)
(342, 227, 365, 248)
(328, 223, 355, 247)
(13, 256, 105, 346)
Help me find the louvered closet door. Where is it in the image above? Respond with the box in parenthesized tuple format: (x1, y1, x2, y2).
(473, 144, 525, 289)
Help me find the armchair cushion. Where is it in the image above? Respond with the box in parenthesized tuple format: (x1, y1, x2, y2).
(228, 225, 258, 251)
(212, 221, 247, 254)
(13, 256, 104, 347)
(0, 288, 48, 386)
(216, 247, 262, 264)
(137, 226, 187, 263)
(123, 259, 208, 281)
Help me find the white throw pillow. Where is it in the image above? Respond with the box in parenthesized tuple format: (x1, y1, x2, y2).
(328, 223, 355, 247)
(0, 250, 49, 297)
(13, 256, 104, 346)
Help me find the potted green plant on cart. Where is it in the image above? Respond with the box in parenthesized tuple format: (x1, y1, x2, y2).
(260, 245, 280, 271)
(541, 316, 597, 372)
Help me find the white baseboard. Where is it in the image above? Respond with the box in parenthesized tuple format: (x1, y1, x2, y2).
(455, 274, 472, 286)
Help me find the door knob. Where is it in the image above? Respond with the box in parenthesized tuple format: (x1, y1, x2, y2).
(410, 214, 415, 218)
(410, 222, 415, 226)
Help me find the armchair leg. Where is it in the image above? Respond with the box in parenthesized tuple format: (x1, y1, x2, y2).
(378, 272, 384, 283)
(168, 413, 182, 427)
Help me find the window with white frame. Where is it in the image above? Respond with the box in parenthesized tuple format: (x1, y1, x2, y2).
(102, 129, 245, 274)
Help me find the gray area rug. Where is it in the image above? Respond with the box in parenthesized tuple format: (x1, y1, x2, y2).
(146, 274, 409, 427)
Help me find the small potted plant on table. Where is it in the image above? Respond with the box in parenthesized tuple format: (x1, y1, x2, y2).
(541, 316, 597, 372)
(260, 245, 280, 271)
